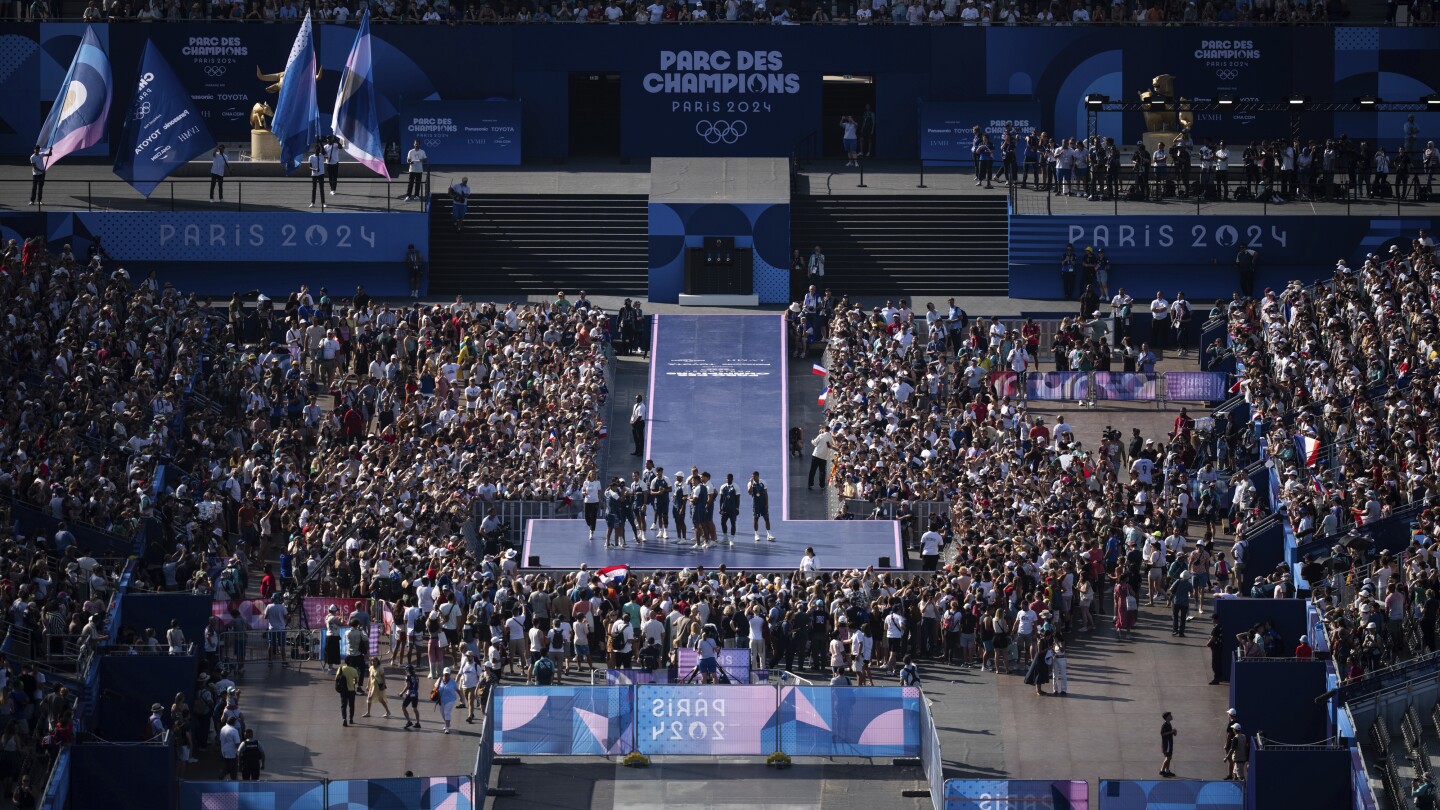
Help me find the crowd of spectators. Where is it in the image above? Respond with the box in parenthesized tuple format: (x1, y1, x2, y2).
(20, 0, 1356, 23)
(1226, 230, 1440, 678)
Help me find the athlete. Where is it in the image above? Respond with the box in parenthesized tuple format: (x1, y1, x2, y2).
(748, 471, 775, 542)
(718, 474, 741, 546)
(649, 467, 670, 540)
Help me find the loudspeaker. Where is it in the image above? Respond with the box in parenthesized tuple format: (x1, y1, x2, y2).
(528, 556, 540, 567)
(879, 556, 891, 568)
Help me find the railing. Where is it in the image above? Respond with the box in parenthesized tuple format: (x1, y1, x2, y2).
(1, 176, 424, 213)
(0, 13, 1405, 22)
(1007, 168, 1440, 216)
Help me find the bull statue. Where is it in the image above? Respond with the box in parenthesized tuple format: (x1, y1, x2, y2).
(256, 63, 323, 96)
(1139, 74, 1195, 137)
(250, 101, 274, 132)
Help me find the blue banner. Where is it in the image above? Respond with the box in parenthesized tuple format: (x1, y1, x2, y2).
(492, 686, 634, 756)
(1098, 780, 1242, 810)
(635, 684, 778, 755)
(1164, 372, 1228, 403)
(1011, 215, 1440, 300)
(920, 101, 1039, 167)
(945, 780, 1090, 810)
(114, 40, 214, 197)
(74, 211, 425, 263)
(777, 686, 920, 757)
(399, 100, 520, 166)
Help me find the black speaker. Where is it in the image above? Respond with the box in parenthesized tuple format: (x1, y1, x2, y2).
(528, 556, 540, 567)
(879, 556, 891, 568)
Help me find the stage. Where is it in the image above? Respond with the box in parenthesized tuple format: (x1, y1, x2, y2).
(523, 314, 901, 571)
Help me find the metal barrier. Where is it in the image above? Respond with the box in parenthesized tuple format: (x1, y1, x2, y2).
(478, 499, 576, 550)
(1, 176, 427, 213)
(216, 629, 316, 675)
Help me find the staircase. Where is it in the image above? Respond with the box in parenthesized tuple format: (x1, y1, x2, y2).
(428, 194, 649, 296)
(789, 195, 1009, 297)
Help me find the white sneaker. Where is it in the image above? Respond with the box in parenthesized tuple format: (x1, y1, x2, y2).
(692, 543, 702, 549)
(308, 203, 314, 208)
(649, 523, 657, 531)
(767, 533, 776, 542)
(727, 538, 734, 547)
(755, 532, 762, 542)
(329, 190, 337, 196)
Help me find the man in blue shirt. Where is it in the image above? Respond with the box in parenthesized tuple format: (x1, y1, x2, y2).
(748, 471, 774, 542)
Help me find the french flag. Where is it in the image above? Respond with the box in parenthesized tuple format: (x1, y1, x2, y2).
(1398, 359, 1411, 383)
(1312, 475, 1327, 497)
(1294, 434, 1321, 468)
(1229, 378, 1243, 394)
(818, 387, 829, 407)
(812, 363, 828, 376)
(598, 565, 629, 586)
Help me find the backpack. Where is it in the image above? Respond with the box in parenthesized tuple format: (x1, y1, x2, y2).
(610, 625, 627, 651)
(550, 628, 563, 649)
(334, 669, 347, 694)
(533, 655, 556, 683)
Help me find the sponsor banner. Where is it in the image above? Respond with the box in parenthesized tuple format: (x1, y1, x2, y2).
(76, 211, 427, 263)
(399, 99, 520, 166)
(493, 686, 635, 756)
(211, 598, 270, 631)
(988, 371, 1021, 399)
(114, 39, 215, 196)
(919, 101, 1040, 167)
(1091, 371, 1158, 402)
(636, 684, 777, 755)
(945, 780, 1089, 810)
(1164, 371, 1229, 402)
(777, 686, 920, 757)
(1026, 371, 1088, 402)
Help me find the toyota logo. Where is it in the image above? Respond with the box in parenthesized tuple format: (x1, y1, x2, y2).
(1215, 69, 1239, 80)
(204, 65, 227, 78)
(695, 120, 748, 145)
(133, 101, 150, 120)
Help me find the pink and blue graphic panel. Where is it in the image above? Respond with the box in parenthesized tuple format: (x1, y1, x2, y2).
(945, 780, 1089, 810)
(179, 780, 326, 810)
(636, 685, 778, 755)
(778, 686, 921, 758)
(1098, 780, 1243, 810)
(325, 778, 474, 810)
(492, 686, 635, 756)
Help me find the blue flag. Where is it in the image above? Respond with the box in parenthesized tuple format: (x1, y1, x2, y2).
(37, 26, 111, 166)
(331, 12, 389, 179)
(272, 10, 320, 173)
(113, 40, 215, 197)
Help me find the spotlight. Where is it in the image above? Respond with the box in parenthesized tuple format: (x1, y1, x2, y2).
(1355, 94, 1379, 107)
(1084, 94, 1109, 112)
(1217, 94, 1236, 107)
(1145, 95, 1169, 112)
(1288, 94, 1308, 108)
(1426, 94, 1440, 110)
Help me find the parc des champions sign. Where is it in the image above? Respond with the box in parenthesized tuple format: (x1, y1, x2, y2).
(626, 48, 814, 156)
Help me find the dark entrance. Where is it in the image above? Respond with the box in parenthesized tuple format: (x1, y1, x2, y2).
(568, 73, 622, 158)
(820, 75, 876, 159)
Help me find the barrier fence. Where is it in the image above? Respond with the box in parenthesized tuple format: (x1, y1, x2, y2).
(987, 370, 1229, 405)
(490, 684, 922, 758)
(179, 776, 477, 810)
(943, 780, 1089, 810)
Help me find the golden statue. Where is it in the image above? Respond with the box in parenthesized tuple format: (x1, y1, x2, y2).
(255, 63, 323, 96)
(1139, 74, 1195, 137)
(250, 101, 274, 132)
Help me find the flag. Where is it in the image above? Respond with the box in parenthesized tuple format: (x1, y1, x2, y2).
(272, 11, 320, 173)
(1294, 434, 1321, 468)
(1229, 378, 1243, 394)
(330, 12, 389, 179)
(818, 387, 829, 406)
(1312, 475, 1327, 498)
(1398, 359, 1411, 383)
(811, 363, 827, 376)
(113, 40, 214, 196)
(598, 565, 629, 586)
(37, 26, 111, 167)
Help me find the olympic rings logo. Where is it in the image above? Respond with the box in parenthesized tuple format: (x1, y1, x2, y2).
(1215, 69, 1239, 80)
(695, 120, 748, 145)
(204, 65, 227, 78)
(133, 101, 150, 120)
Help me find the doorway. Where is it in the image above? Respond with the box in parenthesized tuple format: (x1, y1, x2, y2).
(568, 73, 622, 159)
(821, 75, 876, 159)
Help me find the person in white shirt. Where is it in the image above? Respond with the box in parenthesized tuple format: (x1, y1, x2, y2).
(29, 145, 51, 205)
(809, 425, 832, 489)
(646, 0, 664, 20)
(630, 395, 646, 457)
(581, 469, 602, 539)
(403, 139, 427, 201)
(799, 547, 819, 580)
(919, 529, 943, 570)
(307, 144, 326, 208)
(209, 145, 229, 202)
(883, 606, 907, 672)
(1148, 291, 1170, 350)
(324, 136, 341, 195)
